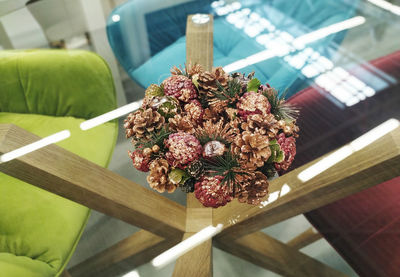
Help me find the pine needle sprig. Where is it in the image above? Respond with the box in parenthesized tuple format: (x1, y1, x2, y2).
(134, 126, 171, 151)
(210, 79, 242, 102)
(262, 88, 299, 121)
(202, 152, 250, 190)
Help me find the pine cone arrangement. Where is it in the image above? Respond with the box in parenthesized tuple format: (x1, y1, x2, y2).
(124, 63, 299, 207)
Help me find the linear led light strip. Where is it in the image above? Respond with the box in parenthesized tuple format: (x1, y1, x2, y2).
(368, 0, 400, 16)
(298, 118, 400, 182)
(152, 224, 224, 268)
(80, 99, 143, 130)
(0, 130, 71, 163)
(223, 16, 365, 72)
(0, 99, 144, 163)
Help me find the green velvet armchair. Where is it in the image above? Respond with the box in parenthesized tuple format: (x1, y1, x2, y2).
(0, 49, 118, 277)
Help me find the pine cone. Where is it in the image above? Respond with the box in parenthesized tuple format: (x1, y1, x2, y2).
(124, 108, 165, 139)
(145, 84, 164, 98)
(275, 133, 296, 172)
(165, 132, 202, 168)
(187, 160, 204, 178)
(194, 175, 232, 208)
(241, 113, 279, 138)
(237, 92, 271, 120)
(184, 100, 204, 123)
(277, 120, 300, 138)
(231, 131, 271, 170)
(147, 158, 177, 193)
(195, 119, 239, 144)
(186, 63, 204, 77)
(162, 75, 197, 102)
(128, 149, 150, 172)
(236, 172, 269, 205)
(198, 67, 229, 91)
(168, 114, 195, 134)
(181, 178, 196, 193)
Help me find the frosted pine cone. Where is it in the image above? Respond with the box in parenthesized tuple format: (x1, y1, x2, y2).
(237, 92, 271, 120)
(241, 113, 278, 137)
(194, 176, 232, 208)
(231, 131, 271, 170)
(198, 67, 229, 91)
(236, 172, 269, 205)
(165, 132, 202, 168)
(124, 108, 165, 139)
(168, 114, 195, 134)
(128, 149, 150, 172)
(184, 100, 204, 123)
(162, 75, 197, 102)
(147, 158, 177, 193)
(275, 133, 296, 172)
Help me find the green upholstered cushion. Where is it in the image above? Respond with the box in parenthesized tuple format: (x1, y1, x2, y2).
(0, 113, 118, 277)
(0, 49, 118, 277)
(0, 50, 116, 119)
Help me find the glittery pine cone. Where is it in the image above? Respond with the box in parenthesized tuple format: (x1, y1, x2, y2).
(195, 119, 239, 144)
(168, 114, 196, 134)
(165, 132, 202, 168)
(198, 67, 229, 91)
(236, 171, 269, 205)
(184, 100, 204, 123)
(124, 108, 165, 139)
(147, 158, 177, 193)
(277, 120, 300, 138)
(187, 160, 204, 178)
(128, 149, 150, 172)
(237, 92, 271, 120)
(241, 113, 279, 138)
(231, 131, 271, 170)
(274, 133, 296, 172)
(162, 75, 197, 102)
(194, 176, 232, 208)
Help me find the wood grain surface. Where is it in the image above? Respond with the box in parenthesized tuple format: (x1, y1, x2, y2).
(0, 124, 186, 239)
(287, 227, 323, 250)
(186, 14, 213, 71)
(214, 127, 400, 240)
(216, 232, 347, 277)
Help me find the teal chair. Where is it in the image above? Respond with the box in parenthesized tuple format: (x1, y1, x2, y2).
(107, 0, 359, 98)
(0, 50, 118, 277)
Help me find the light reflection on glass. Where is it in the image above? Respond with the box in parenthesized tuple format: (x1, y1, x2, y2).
(298, 119, 400, 182)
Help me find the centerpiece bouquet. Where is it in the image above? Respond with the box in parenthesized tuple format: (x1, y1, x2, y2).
(124, 64, 299, 208)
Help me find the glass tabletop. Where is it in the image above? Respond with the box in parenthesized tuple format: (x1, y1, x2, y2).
(1, 0, 399, 277)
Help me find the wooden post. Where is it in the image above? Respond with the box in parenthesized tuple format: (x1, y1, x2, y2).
(172, 15, 214, 276)
(186, 14, 213, 71)
(172, 194, 213, 277)
(287, 228, 323, 250)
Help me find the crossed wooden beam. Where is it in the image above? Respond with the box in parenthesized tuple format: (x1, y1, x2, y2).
(1, 15, 400, 277)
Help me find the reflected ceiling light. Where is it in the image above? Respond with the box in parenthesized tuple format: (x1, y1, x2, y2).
(367, 0, 400, 16)
(223, 16, 365, 72)
(111, 14, 120, 22)
(152, 224, 223, 268)
(350, 118, 400, 151)
(280, 184, 291, 196)
(0, 130, 71, 163)
(298, 118, 400, 182)
(294, 16, 366, 45)
(80, 100, 143, 131)
(122, 270, 140, 277)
